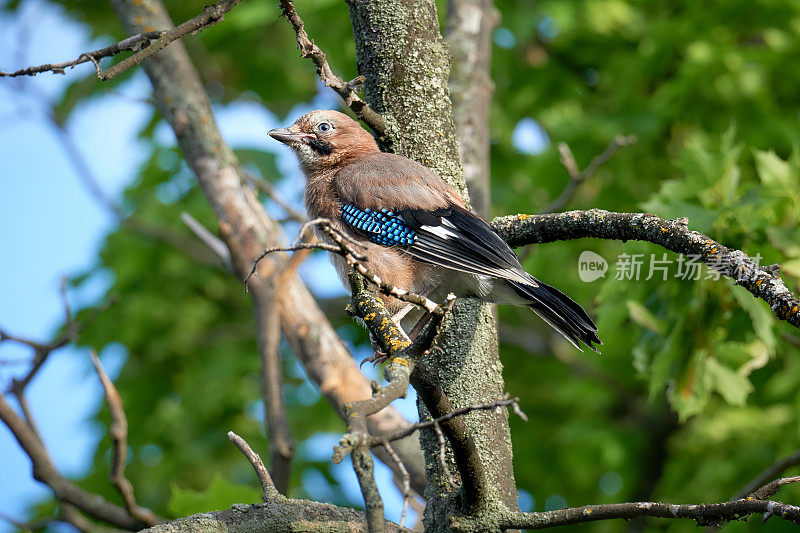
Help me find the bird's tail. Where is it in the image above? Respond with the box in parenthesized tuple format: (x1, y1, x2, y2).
(509, 279, 602, 353)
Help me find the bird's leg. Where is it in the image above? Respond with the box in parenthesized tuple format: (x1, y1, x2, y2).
(391, 303, 415, 324)
(362, 291, 433, 367)
(361, 324, 412, 367)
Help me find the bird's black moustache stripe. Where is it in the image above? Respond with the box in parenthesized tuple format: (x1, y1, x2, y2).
(307, 138, 333, 155)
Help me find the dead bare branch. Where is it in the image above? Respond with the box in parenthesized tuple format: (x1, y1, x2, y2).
(541, 135, 637, 214)
(373, 394, 526, 447)
(227, 431, 280, 501)
(734, 449, 800, 500)
(89, 350, 161, 526)
(1, 0, 244, 81)
(0, 31, 162, 77)
(381, 440, 411, 528)
(0, 392, 147, 530)
(278, 0, 388, 138)
(180, 212, 233, 270)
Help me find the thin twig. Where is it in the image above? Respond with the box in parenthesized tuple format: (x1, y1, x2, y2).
(381, 440, 411, 528)
(540, 135, 637, 214)
(89, 350, 161, 526)
(245, 219, 445, 314)
(372, 395, 525, 446)
(100, 0, 243, 82)
(782, 332, 800, 348)
(244, 170, 306, 223)
(749, 475, 800, 500)
(228, 431, 280, 501)
(278, 0, 387, 137)
(180, 212, 233, 270)
(734, 449, 800, 500)
(3, 0, 244, 81)
(3, 296, 116, 394)
(0, 31, 163, 77)
(434, 421, 457, 488)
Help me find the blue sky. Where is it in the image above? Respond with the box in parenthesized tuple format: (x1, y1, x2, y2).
(0, 1, 425, 529)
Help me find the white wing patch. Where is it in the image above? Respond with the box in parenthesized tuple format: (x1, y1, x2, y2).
(420, 225, 458, 240)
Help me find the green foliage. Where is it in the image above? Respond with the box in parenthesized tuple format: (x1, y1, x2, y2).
(8, 0, 800, 531)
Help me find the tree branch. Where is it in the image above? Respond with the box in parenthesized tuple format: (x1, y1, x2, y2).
(180, 212, 233, 271)
(0, 31, 163, 77)
(339, 272, 513, 522)
(0, 391, 147, 530)
(331, 274, 445, 533)
(2, 0, 244, 81)
(89, 350, 162, 526)
(452, 497, 800, 531)
(372, 394, 527, 446)
(251, 283, 294, 495)
(277, 0, 387, 138)
(493, 209, 800, 329)
(227, 431, 280, 501)
(734, 449, 800, 500)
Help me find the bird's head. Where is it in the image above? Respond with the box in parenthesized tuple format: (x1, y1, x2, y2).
(269, 110, 379, 174)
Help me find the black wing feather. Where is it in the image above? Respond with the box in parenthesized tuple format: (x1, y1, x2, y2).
(400, 205, 533, 284)
(341, 202, 601, 351)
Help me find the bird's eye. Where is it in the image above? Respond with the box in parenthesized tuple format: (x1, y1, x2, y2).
(317, 122, 332, 132)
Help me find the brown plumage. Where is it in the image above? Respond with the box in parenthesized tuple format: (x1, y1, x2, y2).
(269, 110, 601, 352)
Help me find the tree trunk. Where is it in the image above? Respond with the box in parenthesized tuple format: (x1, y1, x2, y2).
(347, 0, 517, 528)
(448, 0, 498, 220)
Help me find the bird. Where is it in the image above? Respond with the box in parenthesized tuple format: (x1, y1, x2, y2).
(269, 110, 601, 352)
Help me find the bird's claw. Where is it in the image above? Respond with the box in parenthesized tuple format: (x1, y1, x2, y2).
(360, 350, 392, 368)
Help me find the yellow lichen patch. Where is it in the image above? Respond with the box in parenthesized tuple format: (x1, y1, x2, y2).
(584, 508, 593, 515)
(756, 280, 763, 286)
(517, 214, 530, 220)
(660, 227, 668, 233)
(393, 357, 409, 367)
(792, 306, 798, 313)
(389, 338, 410, 351)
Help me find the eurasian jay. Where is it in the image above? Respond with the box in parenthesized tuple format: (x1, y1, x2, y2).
(269, 110, 601, 352)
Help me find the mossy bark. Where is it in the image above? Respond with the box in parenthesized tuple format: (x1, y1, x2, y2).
(346, 0, 518, 529)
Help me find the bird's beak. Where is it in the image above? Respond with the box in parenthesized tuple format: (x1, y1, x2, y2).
(268, 128, 305, 145)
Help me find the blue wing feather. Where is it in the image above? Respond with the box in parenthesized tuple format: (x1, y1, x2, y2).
(341, 204, 417, 246)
